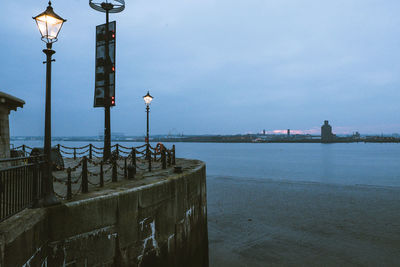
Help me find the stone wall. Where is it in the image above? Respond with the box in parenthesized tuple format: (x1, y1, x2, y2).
(0, 160, 208, 267)
(0, 105, 10, 159)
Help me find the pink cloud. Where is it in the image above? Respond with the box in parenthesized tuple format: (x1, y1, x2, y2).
(267, 128, 320, 135)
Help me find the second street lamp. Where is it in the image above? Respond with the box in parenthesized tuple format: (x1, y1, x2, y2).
(33, 1, 66, 206)
(143, 91, 153, 159)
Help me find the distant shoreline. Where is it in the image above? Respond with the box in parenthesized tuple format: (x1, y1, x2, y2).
(10, 138, 400, 144)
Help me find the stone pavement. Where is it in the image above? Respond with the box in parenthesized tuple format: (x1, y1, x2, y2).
(52, 157, 179, 200)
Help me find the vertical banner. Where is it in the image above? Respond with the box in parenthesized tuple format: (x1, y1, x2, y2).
(94, 21, 116, 107)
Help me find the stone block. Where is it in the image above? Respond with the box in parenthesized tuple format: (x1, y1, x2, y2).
(0, 209, 48, 267)
(47, 195, 119, 241)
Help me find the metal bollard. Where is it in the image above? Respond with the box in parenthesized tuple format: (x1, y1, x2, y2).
(131, 148, 136, 166)
(67, 168, 72, 200)
(162, 148, 166, 169)
(82, 157, 88, 193)
(147, 145, 152, 172)
(172, 145, 176, 165)
(100, 161, 104, 187)
(112, 160, 117, 182)
(89, 144, 92, 160)
(131, 148, 136, 177)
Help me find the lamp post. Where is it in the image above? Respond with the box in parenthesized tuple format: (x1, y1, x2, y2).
(143, 91, 153, 158)
(33, 1, 66, 206)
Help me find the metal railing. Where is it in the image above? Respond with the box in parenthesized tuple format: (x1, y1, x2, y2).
(1, 143, 176, 221)
(12, 143, 176, 163)
(9, 143, 176, 199)
(0, 156, 45, 222)
(50, 143, 176, 199)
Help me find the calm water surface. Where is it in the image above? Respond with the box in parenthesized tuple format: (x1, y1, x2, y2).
(12, 141, 400, 266)
(11, 141, 400, 187)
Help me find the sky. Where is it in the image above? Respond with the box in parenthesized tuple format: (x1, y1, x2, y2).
(1, 0, 400, 136)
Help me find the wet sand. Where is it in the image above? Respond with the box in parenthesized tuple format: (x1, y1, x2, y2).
(207, 176, 400, 266)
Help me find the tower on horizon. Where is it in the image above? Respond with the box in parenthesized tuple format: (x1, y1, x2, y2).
(321, 120, 334, 143)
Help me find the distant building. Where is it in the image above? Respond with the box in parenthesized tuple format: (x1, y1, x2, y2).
(287, 129, 290, 136)
(352, 131, 361, 140)
(263, 129, 266, 135)
(321, 120, 334, 143)
(0, 92, 25, 158)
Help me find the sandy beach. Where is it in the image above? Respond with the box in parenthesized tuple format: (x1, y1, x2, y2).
(207, 176, 400, 266)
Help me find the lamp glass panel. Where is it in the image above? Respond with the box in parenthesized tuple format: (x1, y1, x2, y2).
(35, 16, 48, 38)
(36, 14, 64, 40)
(144, 96, 153, 105)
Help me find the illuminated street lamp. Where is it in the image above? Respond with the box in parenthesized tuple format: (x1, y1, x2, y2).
(33, 1, 66, 206)
(143, 91, 154, 106)
(143, 91, 153, 158)
(33, 2, 66, 44)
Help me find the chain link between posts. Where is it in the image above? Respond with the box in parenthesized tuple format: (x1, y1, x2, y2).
(12, 142, 176, 200)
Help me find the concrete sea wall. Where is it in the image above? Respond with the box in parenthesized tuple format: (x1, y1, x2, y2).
(0, 160, 208, 267)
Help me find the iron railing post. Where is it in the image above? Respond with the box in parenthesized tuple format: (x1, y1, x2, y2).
(32, 158, 39, 208)
(82, 157, 88, 193)
(100, 161, 104, 187)
(167, 150, 171, 166)
(112, 160, 117, 182)
(172, 145, 176, 165)
(89, 144, 93, 160)
(162, 148, 166, 169)
(131, 148, 136, 166)
(128, 148, 136, 180)
(148, 145, 152, 172)
(67, 168, 72, 200)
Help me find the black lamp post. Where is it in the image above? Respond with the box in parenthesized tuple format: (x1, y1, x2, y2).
(143, 91, 153, 158)
(33, 1, 66, 206)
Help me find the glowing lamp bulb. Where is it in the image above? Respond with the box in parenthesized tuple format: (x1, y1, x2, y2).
(143, 91, 153, 106)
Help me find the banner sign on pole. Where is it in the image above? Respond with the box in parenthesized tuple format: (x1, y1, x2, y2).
(94, 21, 116, 107)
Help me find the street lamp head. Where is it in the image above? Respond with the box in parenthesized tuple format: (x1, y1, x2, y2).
(33, 1, 66, 44)
(143, 91, 154, 106)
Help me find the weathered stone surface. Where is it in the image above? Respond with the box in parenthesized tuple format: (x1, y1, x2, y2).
(0, 105, 10, 159)
(0, 208, 48, 267)
(0, 159, 208, 267)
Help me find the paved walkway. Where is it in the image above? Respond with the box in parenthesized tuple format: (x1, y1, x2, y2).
(52, 157, 170, 200)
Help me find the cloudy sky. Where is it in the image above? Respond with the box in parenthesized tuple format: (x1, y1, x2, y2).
(2, 0, 400, 136)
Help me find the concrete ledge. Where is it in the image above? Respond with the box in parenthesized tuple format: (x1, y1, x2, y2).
(0, 159, 208, 267)
(0, 208, 48, 267)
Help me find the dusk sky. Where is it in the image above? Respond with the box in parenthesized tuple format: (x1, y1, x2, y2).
(2, 0, 400, 136)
